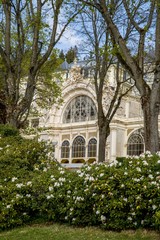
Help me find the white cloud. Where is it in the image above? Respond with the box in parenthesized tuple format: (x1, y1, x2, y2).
(56, 28, 82, 52)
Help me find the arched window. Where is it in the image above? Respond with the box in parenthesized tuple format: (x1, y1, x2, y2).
(61, 140, 70, 158)
(88, 138, 97, 157)
(63, 95, 97, 123)
(127, 129, 144, 156)
(72, 136, 85, 158)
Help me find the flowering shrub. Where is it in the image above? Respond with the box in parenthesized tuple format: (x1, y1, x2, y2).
(0, 124, 19, 137)
(73, 153, 160, 230)
(0, 133, 57, 229)
(1, 144, 160, 231)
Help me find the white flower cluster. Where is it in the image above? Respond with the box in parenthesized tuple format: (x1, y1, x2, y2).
(100, 215, 106, 223)
(34, 166, 39, 171)
(99, 173, 104, 177)
(54, 182, 61, 187)
(96, 210, 100, 215)
(16, 183, 24, 188)
(49, 186, 53, 191)
(78, 172, 85, 177)
(152, 205, 157, 210)
(26, 194, 31, 198)
(143, 160, 148, 166)
(59, 177, 66, 182)
(150, 181, 157, 185)
(123, 198, 128, 202)
(84, 174, 95, 182)
(26, 181, 32, 186)
(50, 175, 55, 181)
(127, 216, 132, 221)
(109, 160, 118, 167)
(43, 167, 48, 172)
(16, 194, 23, 199)
(136, 167, 141, 172)
(145, 151, 152, 157)
(75, 196, 84, 203)
(6, 204, 11, 209)
(15, 181, 32, 188)
(133, 178, 140, 182)
(148, 174, 154, 179)
(46, 194, 54, 199)
(131, 212, 136, 216)
(11, 177, 18, 182)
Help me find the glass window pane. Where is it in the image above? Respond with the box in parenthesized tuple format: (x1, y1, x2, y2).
(63, 95, 97, 123)
(72, 136, 85, 158)
(61, 140, 70, 158)
(88, 138, 97, 157)
(127, 129, 144, 156)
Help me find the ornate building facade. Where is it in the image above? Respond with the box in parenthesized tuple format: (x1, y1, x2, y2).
(29, 60, 160, 163)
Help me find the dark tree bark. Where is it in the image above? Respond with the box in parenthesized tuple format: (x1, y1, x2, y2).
(98, 118, 110, 162)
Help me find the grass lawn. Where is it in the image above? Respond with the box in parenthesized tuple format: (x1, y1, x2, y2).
(0, 223, 159, 240)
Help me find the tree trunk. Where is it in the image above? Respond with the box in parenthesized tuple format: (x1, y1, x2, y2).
(142, 93, 159, 153)
(98, 121, 110, 162)
(6, 107, 18, 128)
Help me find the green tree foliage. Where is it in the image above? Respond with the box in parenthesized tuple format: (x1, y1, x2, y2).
(0, 1, 82, 128)
(0, 124, 19, 137)
(35, 50, 63, 109)
(65, 46, 78, 63)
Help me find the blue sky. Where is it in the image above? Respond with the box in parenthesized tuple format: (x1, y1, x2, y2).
(56, 26, 82, 52)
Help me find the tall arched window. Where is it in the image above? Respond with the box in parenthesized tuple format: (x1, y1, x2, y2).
(61, 140, 70, 158)
(63, 95, 97, 123)
(72, 136, 85, 158)
(88, 138, 97, 157)
(127, 129, 144, 156)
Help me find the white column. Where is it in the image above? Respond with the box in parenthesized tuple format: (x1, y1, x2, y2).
(69, 131, 73, 163)
(122, 129, 128, 157)
(53, 134, 60, 162)
(54, 143, 59, 161)
(110, 128, 117, 162)
(85, 129, 89, 162)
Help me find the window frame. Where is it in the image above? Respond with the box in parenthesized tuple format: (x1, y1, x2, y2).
(61, 140, 70, 159)
(72, 136, 86, 158)
(88, 138, 97, 157)
(63, 95, 97, 123)
(127, 129, 144, 156)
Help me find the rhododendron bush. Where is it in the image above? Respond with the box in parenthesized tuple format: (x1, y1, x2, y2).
(0, 126, 160, 231)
